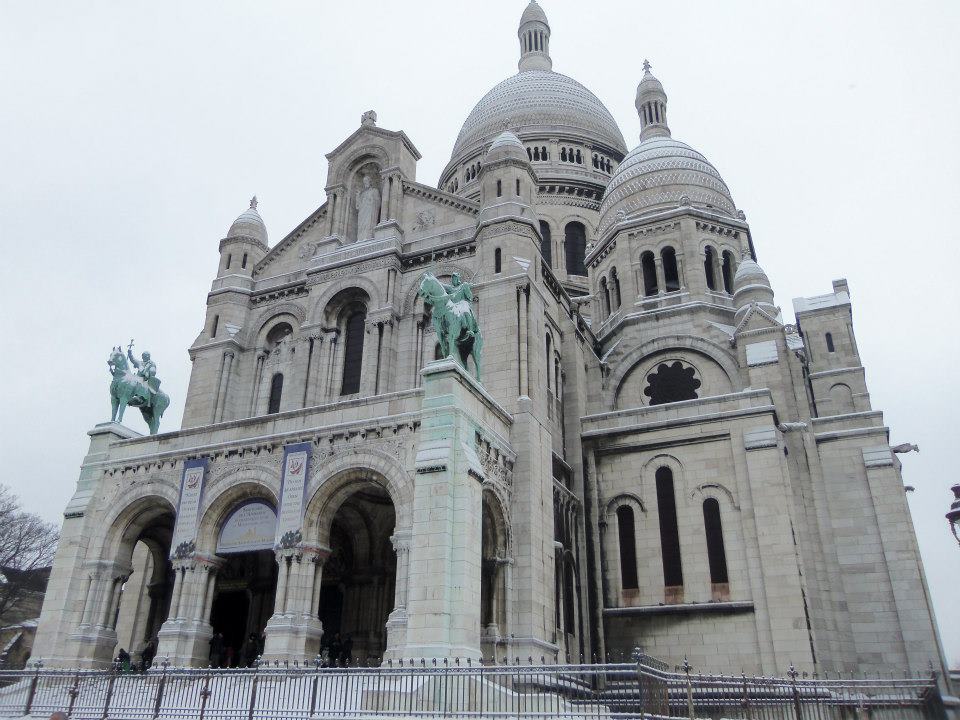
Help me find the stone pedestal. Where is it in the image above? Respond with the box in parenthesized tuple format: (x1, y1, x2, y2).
(390, 358, 504, 661)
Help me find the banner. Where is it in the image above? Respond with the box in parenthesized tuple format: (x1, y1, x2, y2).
(216, 501, 277, 554)
(275, 442, 312, 549)
(171, 458, 207, 559)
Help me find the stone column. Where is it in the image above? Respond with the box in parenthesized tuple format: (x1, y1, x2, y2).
(213, 351, 235, 422)
(379, 176, 390, 222)
(262, 547, 327, 661)
(360, 319, 382, 397)
(517, 283, 530, 398)
(156, 555, 222, 667)
(249, 350, 267, 416)
(654, 257, 666, 295)
(67, 560, 131, 668)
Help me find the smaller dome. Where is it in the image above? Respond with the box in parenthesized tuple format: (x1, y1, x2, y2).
(227, 196, 267, 244)
(520, 0, 548, 25)
(733, 257, 769, 289)
(637, 60, 664, 96)
(489, 130, 524, 151)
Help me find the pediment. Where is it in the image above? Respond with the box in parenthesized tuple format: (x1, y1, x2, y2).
(733, 303, 783, 339)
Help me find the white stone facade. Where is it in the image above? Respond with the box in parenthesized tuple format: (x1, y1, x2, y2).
(32, 1, 948, 680)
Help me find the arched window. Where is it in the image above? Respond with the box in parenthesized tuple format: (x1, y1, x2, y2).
(241, 253, 248, 269)
(616, 506, 639, 590)
(561, 148, 568, 162)
(721, 251, 735, 294)
(527, 147, 533, 160)
(703, 246, 717, 291)
(539, 220, 552, 266)
(829, 383, 854, 413)
(592, 154, 599, 169)
(266, 322, 293, 347)
(516, 177, 521, 196)
(600, 278, 611, 318)
(496, 179, 502, 197)
(545, 335, 552, 393)
(605, 158, 611, 173)
(575, 149, 582, 164)
(541, 146, 547, 160)
(641, 251, 658, 296)
(267, 373, 283, 414)
(702, 498, 729, 585)
(494, 247, 502, 274)
(610, 267, 621, 310)
(340, 310, 366, 395)
(225, 253, 232, 270)
(210, 314, 219, 339)
(662, 246, 680, 292)
(655, 467, 683, 590)
(533, 147, 539, 161)
(564, 222, 587, 276)
(825, 332, 835, 352)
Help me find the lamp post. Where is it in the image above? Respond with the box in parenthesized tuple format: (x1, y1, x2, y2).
(947, 484, 960, 547)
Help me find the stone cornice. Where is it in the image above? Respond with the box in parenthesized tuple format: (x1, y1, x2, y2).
(254, 202, 328, 275)
(402, 180, 479, 215)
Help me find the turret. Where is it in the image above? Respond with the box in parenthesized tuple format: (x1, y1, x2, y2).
(518, 0, 551, 72)
(477, 131, 539, 227)
(733, 255, 777, 324)
(217, 196, 268, 278)
(636, 60, 670, 141)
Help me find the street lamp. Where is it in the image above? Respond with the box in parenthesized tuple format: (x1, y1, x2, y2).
(947, 483, 960, 546)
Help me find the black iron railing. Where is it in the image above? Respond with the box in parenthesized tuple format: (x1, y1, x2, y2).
(0, 655, 945, 720)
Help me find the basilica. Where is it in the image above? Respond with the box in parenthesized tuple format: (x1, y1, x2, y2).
(32, 1, 948, 677)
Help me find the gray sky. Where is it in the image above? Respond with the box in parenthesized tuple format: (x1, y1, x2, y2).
(1, 0, 958, 666)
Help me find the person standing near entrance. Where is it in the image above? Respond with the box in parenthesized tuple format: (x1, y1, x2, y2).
(209, 631, 224, 668)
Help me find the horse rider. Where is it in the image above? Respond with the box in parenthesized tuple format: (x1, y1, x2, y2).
(441, 273, 473, 305)
(127, 345, 160, 396)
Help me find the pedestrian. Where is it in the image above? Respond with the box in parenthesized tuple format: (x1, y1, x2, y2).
(341, 634, 353, 666)
(209, 632, 224, 668)
(328, 633, 343, 667)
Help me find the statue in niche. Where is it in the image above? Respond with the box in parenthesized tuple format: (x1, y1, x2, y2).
(354, 174, 381, 242)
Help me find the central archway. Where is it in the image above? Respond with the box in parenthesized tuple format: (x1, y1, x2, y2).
(319, 484, 396, 664)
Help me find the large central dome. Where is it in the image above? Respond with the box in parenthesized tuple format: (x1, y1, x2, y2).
(439, 1, 626, 196)
(451, 70, 626, 161)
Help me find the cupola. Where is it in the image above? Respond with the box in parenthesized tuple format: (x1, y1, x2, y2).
(636, 60, 669, 141)
(218, 196, 268, 278)
(518, 1, 551, 72)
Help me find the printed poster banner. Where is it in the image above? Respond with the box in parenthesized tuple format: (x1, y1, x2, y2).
(275, 442, 311, 549)
(216, 501, 277, 554)
(170, 458, 207, 559)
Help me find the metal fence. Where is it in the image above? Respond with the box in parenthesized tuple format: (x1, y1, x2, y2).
(0, 656, 946, 720)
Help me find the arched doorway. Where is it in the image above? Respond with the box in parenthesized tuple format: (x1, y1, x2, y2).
(208, 500, 278, 667)
(109, 500, 176, 668)
(320, 484, 396, 664)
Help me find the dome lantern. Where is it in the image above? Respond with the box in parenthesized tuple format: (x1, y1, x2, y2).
(636, 59, 670, 141)
(518, 1, 551, 72)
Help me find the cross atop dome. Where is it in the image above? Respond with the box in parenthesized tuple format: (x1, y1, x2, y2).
(250, 195, 258, 210)
(518, 0, 551, 72)
(642, 58, 652, 73)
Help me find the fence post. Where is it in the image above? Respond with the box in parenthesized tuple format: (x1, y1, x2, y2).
(67, 671, 81, 718)
(741, 673, 752, 720)
(23, 659, 43, 716)
(683, 657, 695, 720)
(197, 674, 212, 720)
(247, 671, 259, 720)
(102, 662, 118, 720)
(788, 665, 803, 720)
(152, 658, 168, 719)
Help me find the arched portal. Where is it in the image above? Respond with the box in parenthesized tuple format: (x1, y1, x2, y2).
(319, 483, 396, 664)
(480, 492, 509, 649)
(111, 504, 176, 667)
(208, 500, 279, 667)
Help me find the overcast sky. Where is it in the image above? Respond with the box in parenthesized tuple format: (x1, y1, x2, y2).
(1, 0, 958, 666)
